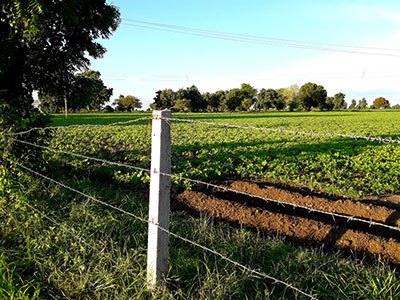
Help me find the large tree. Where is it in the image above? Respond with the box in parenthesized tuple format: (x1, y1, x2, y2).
(372, 97, 390, 109)
(325, 96, 335, 111)
(71, 70, 113, 111)
(151, 88, 176, 109)
(278, 84, 300, 111)
(39, 70, 113, 113)
(239, 83, 257, 100)
(333, 92, 347, 110)
(221, 83, 257, 112)
(348, 99, 357, 109)
(0, 0, 120, 130)
(221, 88, 242, 111)
(297, 82, 327, 111)
(256, 88, 285, 111)
(114, 95, 142, 112)
(203, 91, 224, 112)
(176, 85, 206, 112)
(357, 97, 368, 109)
(173, 99, 191, 112)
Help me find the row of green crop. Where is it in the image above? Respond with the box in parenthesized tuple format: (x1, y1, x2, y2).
(42, 115, 400, 198)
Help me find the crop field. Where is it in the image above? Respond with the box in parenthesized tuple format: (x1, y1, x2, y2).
(51, 110, 400, 198)
(2, 110, 400, 299)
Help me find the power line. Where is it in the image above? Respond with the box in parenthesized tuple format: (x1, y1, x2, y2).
(121, 18, 400, 57)
(122, 18, 400, 52)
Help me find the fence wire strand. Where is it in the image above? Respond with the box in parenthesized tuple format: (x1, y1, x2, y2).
(159, 171, 400, 233)
(10, 138, 150, 173)
(11, 138, 400, 233)
(11, 117, 150, 136)
(7, 158, 318, 300)
(163, 117, 400, 144)
(8, 113, 400, 300)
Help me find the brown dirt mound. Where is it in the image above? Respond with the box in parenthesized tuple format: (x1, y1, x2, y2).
(176, 181, 400, 264)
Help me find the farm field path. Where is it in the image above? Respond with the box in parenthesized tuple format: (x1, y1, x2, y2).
(177, 180, 400, 264)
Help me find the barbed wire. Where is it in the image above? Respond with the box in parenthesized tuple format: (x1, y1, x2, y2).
(7, 159, 150, 224)
(11, 114, 400, 145)
(163, 117, 400, 144)
(158, 171, 400, 234)
(11, 117, 150, 136)
(7, 158, 318, 300)
(11, 138, 400, 233)
(10, 138, 151, 173)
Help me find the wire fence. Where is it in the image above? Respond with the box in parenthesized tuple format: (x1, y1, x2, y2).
(11, 115, 400, 145)
(10, 137, 400, 233)
(5, 114, 400, 299)
(10, 117, 149, 136)
(163, 117, 400, 144)
(6, 158, 317, 300)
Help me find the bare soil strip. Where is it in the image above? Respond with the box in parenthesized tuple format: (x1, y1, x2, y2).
(177, 181, 400, 264)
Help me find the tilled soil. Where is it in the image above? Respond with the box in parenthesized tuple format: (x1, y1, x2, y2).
(176, 181, 400, 264)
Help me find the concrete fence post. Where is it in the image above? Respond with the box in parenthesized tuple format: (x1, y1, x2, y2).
(147, 110, 171, 288)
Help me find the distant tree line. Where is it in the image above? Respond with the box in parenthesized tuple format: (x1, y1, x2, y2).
(38, 78, 398, 113)
(149, 82, 397, 112)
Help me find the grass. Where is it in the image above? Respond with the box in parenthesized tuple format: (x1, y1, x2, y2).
(2, 110, 400, 299)
(3, 169, 400, 299)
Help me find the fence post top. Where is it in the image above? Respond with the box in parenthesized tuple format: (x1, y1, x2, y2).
(152, 110, 171, 118)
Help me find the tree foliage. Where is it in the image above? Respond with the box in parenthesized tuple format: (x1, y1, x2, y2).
(357, 98, 368, 109)
(39, 70, 112, 113)
(372, 97, 390, 109)
(203, 91, 224, 112)
(220, 83, 257, 111)
(255, 88, 285, 110)
(222, 89, 242, 111)
(0, 0, 120, 130)
(114, 95, 142, 112)
(173, 99, 191, 112)
(240, 83, 257, 100)
(278, 84, 299, 111)
(297, 83, 327, 111)
(325, 96, 335, 111)
(241, 98, 253, 111)
(151, 88, 176, 110)
(148, 83, 395, 113)
(333, 93, 347, 110)
(176, 85, 206, 111)
(348, 99, 357, 109)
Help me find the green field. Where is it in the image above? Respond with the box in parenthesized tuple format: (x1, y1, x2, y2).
(51, 110, 400, 198)
(2, 111, 400, 299)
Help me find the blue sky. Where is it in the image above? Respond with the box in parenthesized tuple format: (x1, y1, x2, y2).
(90, 0, 400, 108)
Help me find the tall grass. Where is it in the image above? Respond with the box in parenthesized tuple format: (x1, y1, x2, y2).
(1, 165, 400, 299)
